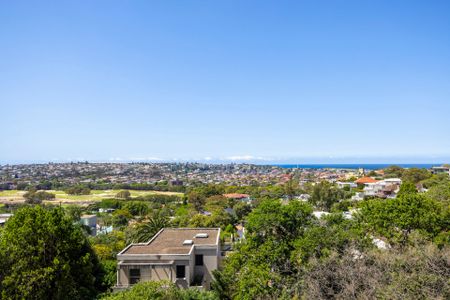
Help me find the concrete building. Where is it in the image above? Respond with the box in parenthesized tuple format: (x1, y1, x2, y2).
(431, 166, 450, 176)
(116, 228, 221, 290)
(363, 178, 402, 198)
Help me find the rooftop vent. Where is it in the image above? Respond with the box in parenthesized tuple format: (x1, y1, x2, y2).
(183, 240, 194, 245)
(195, 233, 209, 238)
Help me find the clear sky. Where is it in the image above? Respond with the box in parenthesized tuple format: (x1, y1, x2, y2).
(1, 1, 450, 164)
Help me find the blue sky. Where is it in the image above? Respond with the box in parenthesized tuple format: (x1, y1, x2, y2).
(1, 1, 450, 164)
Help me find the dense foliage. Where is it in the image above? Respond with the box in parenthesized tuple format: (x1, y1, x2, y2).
(0, 206, 107, 299)
(303, 243, 450, 299)
(211, 183, 449, 299)
(23, 190, 55, 204)
(66, 185, 91, 195)
(102, 281, 217, 300)
(360, 189, 448, 246)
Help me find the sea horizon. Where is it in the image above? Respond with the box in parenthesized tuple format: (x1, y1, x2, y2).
(274, 163, 442, 170)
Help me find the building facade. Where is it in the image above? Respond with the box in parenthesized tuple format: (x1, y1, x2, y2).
(116, 228, 220, 290)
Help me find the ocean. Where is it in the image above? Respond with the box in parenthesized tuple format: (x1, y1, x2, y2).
(275, 164, 439, 170)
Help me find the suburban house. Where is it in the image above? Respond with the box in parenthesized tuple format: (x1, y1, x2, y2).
(355, 176, 379, 185)
(363, 178, 402, 198)
(116, 228, 221, 290)
(336, 181, 357, 189)
(223, 193, 252, 203)
(431, 166, 450, 176)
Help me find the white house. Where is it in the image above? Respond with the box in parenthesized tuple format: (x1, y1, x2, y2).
(363, 178, 402, 198)
(336, 181, 357, 189)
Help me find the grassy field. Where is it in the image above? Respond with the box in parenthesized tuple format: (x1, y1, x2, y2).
(0, 189, 183, 202)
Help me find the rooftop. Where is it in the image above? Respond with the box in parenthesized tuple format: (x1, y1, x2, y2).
(223, 193, 250, 199)
(121, 228, 220, 255)
(355, 177, 378, 184)
(81, 214, 97, 218)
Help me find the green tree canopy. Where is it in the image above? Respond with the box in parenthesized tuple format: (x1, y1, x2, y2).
(188, 191, 206, 212)
(66, 186, 91, 195)
(0, 206, 107, 299)
(308, 181, 348, 211)
(427, 183, 450, 205)
(401, 168, 431, 184)
(123, 201, 149, 216)
(246, 199, 313, 242)
(384, 165, 404, 178)
(360, 193, 448, 246)
(396, 181, 418, 197)
(115, 190, 131, 199)
(23, 190, 55, 204)
(101, 280, 217, 300)
(125, 211, 169, 243)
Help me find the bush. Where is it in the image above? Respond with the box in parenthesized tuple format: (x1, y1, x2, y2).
(101, 281, 218, 300)
(23, 190, 55, 204)
(302, 244, 450, 299)
(115, 190, 131, 199)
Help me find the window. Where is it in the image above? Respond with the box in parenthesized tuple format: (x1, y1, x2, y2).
(195, 254, 204, 266)
(129, 268, 141, 284)
(176, 265, 186, 279)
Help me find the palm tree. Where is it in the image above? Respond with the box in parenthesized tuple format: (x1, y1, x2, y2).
(127, 211, 169, 243)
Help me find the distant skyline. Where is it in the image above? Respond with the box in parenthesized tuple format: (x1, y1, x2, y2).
(1, 1, 450, 164)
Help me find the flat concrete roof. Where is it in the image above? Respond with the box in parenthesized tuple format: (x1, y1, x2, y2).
(122, 228, 220, 255)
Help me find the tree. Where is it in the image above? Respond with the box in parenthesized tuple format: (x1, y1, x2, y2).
(302, 243, 450, 300)
(23, 190, 55, 204)
(420, 173, 449, 189)
(360, 193, 448, 246)
(116, 190, 131, 199)
(112, 208, 132, 228)
(204, 195, 229, 212)
(66, 186, 91, 195)
(233, 202, 252, 221)
(367, 170, 377, 177)
(283, 179, 299, 200)
(188, 191, 206, 212)
(0, 206, 107, 299)
(123, 201, 149, 216)
(189, 209, 233, 228)
(309, 181, 347, 211)
(384, 165, 404, 178)
(427, 183, 450, 205)
(396, 181, 417, 197)
(126, 211, 169, 243)
(401, 168, 431, 184)
(246, 199, 313, 242)
(291, 214, 367, 265)
(65, 205, 82, 221)
(102, 280, 217, 300)
(23, 193, 42, 205)
(213, 200, 314, 299)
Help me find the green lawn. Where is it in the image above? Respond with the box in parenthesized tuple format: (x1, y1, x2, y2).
(0, 189, 183, 202)
(0, 190, 26, 197)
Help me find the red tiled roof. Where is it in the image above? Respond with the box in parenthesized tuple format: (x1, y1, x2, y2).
(355, 177, 378, 184)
